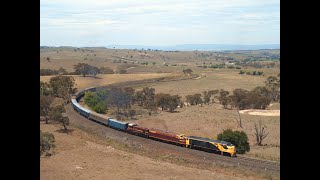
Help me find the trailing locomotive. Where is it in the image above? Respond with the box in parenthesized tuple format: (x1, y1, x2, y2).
(71, 87, 236, 157)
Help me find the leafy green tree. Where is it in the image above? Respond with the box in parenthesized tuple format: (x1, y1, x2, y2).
(92, 101, 108, 113)
(84, 90, 108, 113)
(49, 75, 77, 103)
(217, 129, 250, 154)
(40, 130, 55, 156)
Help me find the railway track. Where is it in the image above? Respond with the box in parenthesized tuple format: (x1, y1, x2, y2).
(65, 76, 280, 176)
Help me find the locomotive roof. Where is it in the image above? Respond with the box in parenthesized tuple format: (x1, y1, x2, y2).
(187, 136, 233, 146)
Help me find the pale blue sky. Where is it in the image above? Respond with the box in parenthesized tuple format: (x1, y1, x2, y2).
(40, 0, 280, 47)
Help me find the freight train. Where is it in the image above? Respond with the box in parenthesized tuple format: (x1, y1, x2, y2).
(71, 87, 237, 157)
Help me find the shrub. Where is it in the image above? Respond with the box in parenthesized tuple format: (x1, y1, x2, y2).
(217, 129, 250, 154)
(92, 102, 107, 113)
(40, 131, 55, 156)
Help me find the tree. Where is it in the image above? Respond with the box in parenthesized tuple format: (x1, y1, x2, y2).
(155, 93, 170, 110)
(186, 94, 202, 105)
(152, 62, 156, 65)
(202, 91, 213, 104)
(84, 90, 108, 113)
(128, 109, 136, 119)
(40, 130, 55, 156)
(265, 76, 280, 102)
(167, 95, 182, 112)
(49, 75, 77, 103)
(74, 63, 90, 76)
(88, 65, 100, 78)
(183, 68, 193, 75)
(92, 101, 107, 114)
(217, 129, 250, 154)
(40, 95, 54, 124)
(40, 81, 52, 96)
(142, 87, 155, 109)
(50, 105, 70, 132)
(254, 121, 269, 146)
(107, 88, 131, 113)
(218, 89, 231, 109)
(155, 93, 181, 112)
(230, 88, 249, 110)
(58, 67, 68, 75)
(99, 67, 114, 74)
(118, 68, 127, 74)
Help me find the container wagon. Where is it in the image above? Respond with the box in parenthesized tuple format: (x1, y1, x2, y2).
(126, 124, 149, 137)
(77, 106, 91, 118)
(148, 128, 186, 146)
(186, 136, 236, 157)
(88, 111, 109, 126)
(108, 118, 128, 131)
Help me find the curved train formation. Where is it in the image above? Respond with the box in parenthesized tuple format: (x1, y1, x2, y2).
(71, 87, 237, 157)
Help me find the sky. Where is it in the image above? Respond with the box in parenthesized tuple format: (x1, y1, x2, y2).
(40, 0, 280, 47)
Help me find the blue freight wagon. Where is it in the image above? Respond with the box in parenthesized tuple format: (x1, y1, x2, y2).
(108, 118, 128, 131)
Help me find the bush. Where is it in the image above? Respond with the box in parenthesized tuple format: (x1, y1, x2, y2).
(92, 102, 107, 113)
(217, 129, 250, 154)
(40, 131, 55, 156)
(118, 69, 127, 74)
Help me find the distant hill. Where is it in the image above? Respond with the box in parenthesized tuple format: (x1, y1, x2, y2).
(107, 44, 280, 51)
(40, 44, 280, 51)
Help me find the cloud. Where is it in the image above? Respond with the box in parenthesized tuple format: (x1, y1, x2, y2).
(41, 0, 280, 46)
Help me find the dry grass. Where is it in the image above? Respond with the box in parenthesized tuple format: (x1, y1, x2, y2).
(40, 73, 172, 90)
(135, 68, 279, 97)
(41, 122, 260, 180)
(134, 103, 280, 162)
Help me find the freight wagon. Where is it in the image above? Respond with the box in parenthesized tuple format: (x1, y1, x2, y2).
(108, 118, 128, 131)
(186, 136, 236, 157)
(88, 111, 109, 126)
(148, 128, 186, 146)
(126, 123, 149, 137)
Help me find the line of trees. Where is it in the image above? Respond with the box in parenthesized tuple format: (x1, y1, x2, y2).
(183, 75, 280, 110)
(40, 64, 116, 76)
(40, 75, 78, 156)
(40, 67, 68, 76)
(239, 70, 263, 76)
